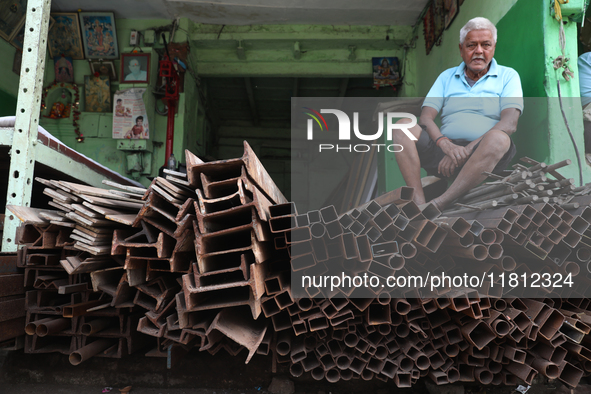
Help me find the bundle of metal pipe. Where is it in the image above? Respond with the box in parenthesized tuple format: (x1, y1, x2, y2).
(261, 158, 591, 388)
(9, 148, 591, 389)
(444, 158, 576, 215)
(12, 187, 151, 364)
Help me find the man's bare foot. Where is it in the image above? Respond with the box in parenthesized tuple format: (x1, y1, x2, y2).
(414, 197, 426, 206)
(429, 198, 445, 212)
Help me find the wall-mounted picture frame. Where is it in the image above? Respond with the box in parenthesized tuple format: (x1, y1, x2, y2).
(10, 16, 55, 51)
(372, 57, 401, 87)
(9, 19, 25, 50)
(433, 0, 446, 46)
(12, 50, 21, 75)
(55, 56, 74, 83)
(444, 0, 459, 30)
(89, 60, 117, 81)
(423, 4, 435, 55)
(85, 75, 111, 113)
(48, 13, 84, 60)
(79, 12, 119, 59)
(120, 53, 150, 84)
(0, 0, 26, 42)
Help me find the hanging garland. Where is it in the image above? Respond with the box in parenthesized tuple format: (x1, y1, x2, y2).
(40, 81, 84, 142)
(552, 0, 575, 82)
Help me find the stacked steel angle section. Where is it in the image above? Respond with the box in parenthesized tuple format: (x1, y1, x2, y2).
(7, 143, 591, 390)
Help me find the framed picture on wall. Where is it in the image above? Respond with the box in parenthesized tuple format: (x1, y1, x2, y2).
(9, 19, 25, 51)
(11, 16, 56, 51)
(79, 12, 119, 59)
(54, 56, 74, 83)
(12, 50, 21, 75)
(423, 4, 436, 55)
(89, 60, 117, 81)
(120, 53, 150, 84)
(84, 75, 111, 112)
(444, 0, 459, 30)
(433, 0, 446, 46)
(372, 57, 401, 87)
(48, 13, 84, 59)
(0, 0, 26, 41)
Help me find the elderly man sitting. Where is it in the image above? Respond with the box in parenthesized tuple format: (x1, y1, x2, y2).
(392, 17, 523, 211)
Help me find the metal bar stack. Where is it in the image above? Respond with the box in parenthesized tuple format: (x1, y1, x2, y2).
(13, 181, 150, 362)
(0, 246, 25, 349)
(261, 159, 591, 388)
(177, 142, 286, 357)
(7, 144, 591, 390)
(1, 203, 25, 350)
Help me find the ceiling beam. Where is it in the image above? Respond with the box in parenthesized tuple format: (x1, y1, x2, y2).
(244, 77, 260, 126)
(196, 62, 381, 77)
(191, 45, 405, 77)
(191, 24, 412, 43)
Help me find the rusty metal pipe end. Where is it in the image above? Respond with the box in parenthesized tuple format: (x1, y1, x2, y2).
(69, 339, 113, 366)
(290, 363, 304, 377)
(37, 318, 70, 337)
(311, 366, 325, 381)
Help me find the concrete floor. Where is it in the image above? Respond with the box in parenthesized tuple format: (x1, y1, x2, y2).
(0, 385, 265, 394)
(1, 348, 589, 394)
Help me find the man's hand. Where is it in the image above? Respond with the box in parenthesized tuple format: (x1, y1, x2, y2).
(439, 139, 471, 167)
(438, 155, 458, 178)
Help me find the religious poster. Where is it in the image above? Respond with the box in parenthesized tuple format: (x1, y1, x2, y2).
(79, 12, 119, 59)
(48, 13, 84, 59)
(423, 5, 436, 55)
(54, 56, 74, 83)
(444, 0, 459, 29)
(0, 0, 26, 41)
(84, 75, 111, 112)
(112, 88, 149, 139)
(372, 57, 401, 87)
(433, 0, 446, 46)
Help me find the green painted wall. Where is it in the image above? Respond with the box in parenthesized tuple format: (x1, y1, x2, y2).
(0, 89, 17, 117)
(495, 0, 549, 168)
(0, 39, 20, 98)
(0, 39, 19, 116)
(495, 1, 546, 98)
(496, 0, 590, 184)
(543, 0, 591, 183)
(38, 18, 203, 186)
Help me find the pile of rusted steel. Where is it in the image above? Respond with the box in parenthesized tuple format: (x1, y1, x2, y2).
(0, 252, 24, 348)
(9, 141, 591, 389)
(0, 212, 25, 349)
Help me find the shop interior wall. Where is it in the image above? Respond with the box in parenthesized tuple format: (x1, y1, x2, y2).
(36, 18, 204, 186)
(495, 0, 549, 166)
(0, 39, 19, 116)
